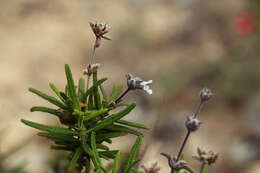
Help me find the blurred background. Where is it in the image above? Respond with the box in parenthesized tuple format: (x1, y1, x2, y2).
(0, 0, 259, 173)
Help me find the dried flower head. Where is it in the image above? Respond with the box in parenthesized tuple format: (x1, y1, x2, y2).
(83, 63, 100, 76)
(161, 153, 193, 172)
(193, 147, 219, 166)
(140, 162, 160, 173)
(185, 116, 202, 132)
(200, 88, 213, 103)
(126, 74, 152, 95)
(89, 21, 111, 48)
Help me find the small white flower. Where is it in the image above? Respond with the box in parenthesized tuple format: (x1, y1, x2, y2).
(126, 74, 153, 95)
(140, 80, 153, 95)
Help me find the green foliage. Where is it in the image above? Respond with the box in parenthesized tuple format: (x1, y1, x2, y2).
(124, 136, 142, 173)
(21, 64, 149, 173)
(201, 165, 207, 173)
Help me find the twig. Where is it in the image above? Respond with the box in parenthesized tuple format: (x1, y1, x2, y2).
(114, 88, 131, 104)
(176, 131, 191, 160)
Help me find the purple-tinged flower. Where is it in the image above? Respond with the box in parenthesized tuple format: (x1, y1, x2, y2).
(126, 74, 153, 95)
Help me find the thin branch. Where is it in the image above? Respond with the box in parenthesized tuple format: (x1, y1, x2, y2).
(114, 88, 131, 104)
(176, 131, 191, 161)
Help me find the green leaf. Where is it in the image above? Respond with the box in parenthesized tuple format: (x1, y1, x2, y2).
(96, 132, 127, 143)
(93, 71, 102, 109)
(81, 142, 93, 156)
(65, 64, 81, 111)
(112, 151, 121, 173)
(98, 150, 119, 159)
(202, 164, 207, 173)
(51, 145, 77, 151)
(124, 136, 142, 173)
(78, 78, 85, 102)
(29, 88, 68, 109)
(127, 158, 142, 173)
(87, 103, 136, 133)
(96, 144, 109, 151)
(88, 93, 94, 110)
(108, 84, 123, 103)
(37, 132, 78, 143)
(131, 168, 139, 173)
(104, 124, 143, 137)
(21, 119, 76, 135)
(82, 109, 109, 121)
(83, 78, 107, 101)
(49, 83, 66, 103)
(116, 120, 150, 130)
(99, 85, 107, 101)
(68, 146, 83, 172)
(85, 157, 90, 173)
(90, 132, 103, 173)
(30, 106, 62, 117)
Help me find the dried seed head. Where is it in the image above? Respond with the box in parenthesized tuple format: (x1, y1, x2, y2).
(193, 147, 219, 166)
(200, 88, 213, 103)
(161, 153, 188, 171)
(83, 63, 100, 76)
(126, 74, 153, 94)
(89, 21, 111, 48)
(140, 162, 160, 173)
(185, 116, 202, 132)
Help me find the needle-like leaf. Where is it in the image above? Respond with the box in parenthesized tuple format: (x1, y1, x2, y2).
(90, 132, 104, 173)
(93, 71, 102, 109)
(30, 106, 62, 118)
(112, 151, 121, 173)
(29, 88, 68, 110)
(116, 120, 150, 130)
(49, 83, 66, 103)
(124, 136, 142, 173)
(104, 124, 143, 137)
(87, 103, 136, 133)
(65, 64, 81, 111)
(68, 146, 83, 172)
(21, 119, 76, 135)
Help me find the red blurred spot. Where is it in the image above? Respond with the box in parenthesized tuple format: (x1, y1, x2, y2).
(234, 12, 254, 36)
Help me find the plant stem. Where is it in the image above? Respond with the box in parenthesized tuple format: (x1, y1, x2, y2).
(194, 101, 204, 118)
(176, 100, 205, 161)
(85, 46, 97, 103)
(115, 88, 131, 104)
(91, 46, 96, 64)
(176, 130, 191, 160)
(183, 166, 194, 173)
